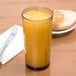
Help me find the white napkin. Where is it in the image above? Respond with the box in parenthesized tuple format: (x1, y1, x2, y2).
(0, 25, 24, 64)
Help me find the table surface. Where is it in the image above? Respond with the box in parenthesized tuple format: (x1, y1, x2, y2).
(0, 0, 76, 76)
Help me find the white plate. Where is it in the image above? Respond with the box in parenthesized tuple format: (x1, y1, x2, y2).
(52, 24, 76, 34)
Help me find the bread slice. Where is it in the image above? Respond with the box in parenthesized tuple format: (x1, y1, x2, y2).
(52, 10, 64, 30)
(53, 10, 76, 30)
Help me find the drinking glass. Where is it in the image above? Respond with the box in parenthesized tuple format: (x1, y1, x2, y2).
(22, 7, 53, 71)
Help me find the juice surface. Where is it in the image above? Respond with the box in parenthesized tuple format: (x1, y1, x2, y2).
(24, 11, 51, 20)
(22, 10, 52, 68)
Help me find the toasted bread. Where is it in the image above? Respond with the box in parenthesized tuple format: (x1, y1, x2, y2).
(53, 10, 76, 30)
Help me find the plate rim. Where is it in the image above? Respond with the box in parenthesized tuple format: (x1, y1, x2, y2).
(52, 24, 76, 34)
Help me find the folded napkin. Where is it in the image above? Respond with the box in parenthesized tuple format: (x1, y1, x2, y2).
(0, 25, 24, 64)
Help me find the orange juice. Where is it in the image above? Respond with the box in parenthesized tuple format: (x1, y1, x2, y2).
(22, 7, 53, 70)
